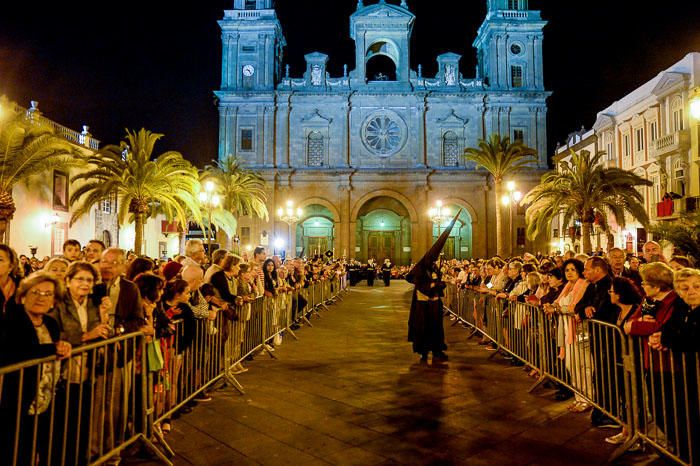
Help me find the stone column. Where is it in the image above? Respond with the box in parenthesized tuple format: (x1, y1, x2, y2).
(276, 97, 289, 168)
(533, 35, 544, 89)
(338, 183, 352, 259)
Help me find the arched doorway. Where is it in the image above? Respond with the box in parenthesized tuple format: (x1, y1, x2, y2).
(298, 204, 335, 258)
(355, 196, 412, 265)
(431, 206, 472, 260)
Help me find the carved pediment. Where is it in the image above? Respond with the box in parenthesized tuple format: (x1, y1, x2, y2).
(362, 4, 414, 19)
(592, 113, 615, 132)
(301, 109, 333, 125)
(651, 71, 689, 98)
(436, 109, 468, 126)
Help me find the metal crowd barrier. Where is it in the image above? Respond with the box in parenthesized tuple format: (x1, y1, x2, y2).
(0, 332, 167, 466)
(0, 278, 346, 466)
(443, 286, 698, 466)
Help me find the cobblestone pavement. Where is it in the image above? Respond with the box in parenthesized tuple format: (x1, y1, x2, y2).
(141, 282, 663, 465)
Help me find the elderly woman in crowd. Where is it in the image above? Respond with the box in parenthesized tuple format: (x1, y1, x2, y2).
(0, 272, 71, 465)
(44, 257, 70, 283)
(0, 244, 23, 319)
(649, 267, 700, 463)
(624, 262, 681, 453)
(49, 261, 112, 465)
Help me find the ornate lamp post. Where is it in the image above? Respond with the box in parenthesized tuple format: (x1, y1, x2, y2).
(428, 200, 450, 237)
(501, 181, 523, 257)
(277, 200, 302, 258)
(199, 181, 220, 258)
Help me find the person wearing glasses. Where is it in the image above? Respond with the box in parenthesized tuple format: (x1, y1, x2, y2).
(49, 261, 112, 465)
(0, 271, 71, 465)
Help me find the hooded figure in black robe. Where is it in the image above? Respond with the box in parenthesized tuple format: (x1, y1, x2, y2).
(406, 210, 461, 361)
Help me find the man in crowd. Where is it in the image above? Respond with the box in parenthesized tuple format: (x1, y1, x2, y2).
(85, 239, 106, 265)
(204, 248, 229, 283)
(643, 240, 666, 264)
(94, 247, 144, 462)
(183, 239, 207, 269)
(607, 247, 641, 286)
(252, 247, 266, 286)
(575, 256, 617, 429)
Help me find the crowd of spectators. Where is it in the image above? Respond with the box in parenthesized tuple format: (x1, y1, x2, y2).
(0, 238, 346, 465)
(440, 241, 698, 461)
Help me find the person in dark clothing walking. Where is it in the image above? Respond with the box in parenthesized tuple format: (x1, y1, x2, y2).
(406, 210, 461, 363)
(381, 259, 392, 287)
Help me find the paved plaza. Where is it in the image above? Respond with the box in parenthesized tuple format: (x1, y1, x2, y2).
(152, 283, 659, 466)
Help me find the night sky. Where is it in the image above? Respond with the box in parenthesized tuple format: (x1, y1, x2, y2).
(1, 1, 699, 168)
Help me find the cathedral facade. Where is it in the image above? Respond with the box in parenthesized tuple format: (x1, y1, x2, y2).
(217, 0, 550, 264)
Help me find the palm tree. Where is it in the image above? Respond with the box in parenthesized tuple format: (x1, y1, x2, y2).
(522, 149, 652, 253)
(0, 96, 84, 242)
(202, 155, 268, 249)
(463, 134, 537, 256)
(70, 128, 201, 255)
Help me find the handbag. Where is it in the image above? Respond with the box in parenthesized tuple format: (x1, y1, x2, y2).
(147, 338, 164, 372)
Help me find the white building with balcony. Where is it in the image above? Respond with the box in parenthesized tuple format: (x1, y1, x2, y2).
(551, 52, 700, 254)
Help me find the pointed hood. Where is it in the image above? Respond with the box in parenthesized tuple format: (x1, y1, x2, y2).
(406, 209, 462, 283)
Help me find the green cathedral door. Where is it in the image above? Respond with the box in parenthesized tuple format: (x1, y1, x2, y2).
(367, 232, 395, 262)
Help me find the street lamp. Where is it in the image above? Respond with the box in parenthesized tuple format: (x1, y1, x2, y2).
(199, 180, 220, 259)
(277, 200, 302, 258)
(428, 200, 451, 237)
(690, 88, 700, 120)
(502, 182, 523, 256)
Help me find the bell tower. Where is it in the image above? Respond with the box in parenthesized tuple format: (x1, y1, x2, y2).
(349, 0, 415, 89)
(219, 0, 286, 91)
(474, 0, 546, 90)
(217, 0, 285, 166)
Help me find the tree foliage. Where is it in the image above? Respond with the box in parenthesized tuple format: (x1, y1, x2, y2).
(70, 128, 201, 254)
(522, 149, 652, 253)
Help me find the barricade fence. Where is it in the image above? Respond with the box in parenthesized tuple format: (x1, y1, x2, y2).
(0, 278, 344, 466)
(444, 285, 699, 466)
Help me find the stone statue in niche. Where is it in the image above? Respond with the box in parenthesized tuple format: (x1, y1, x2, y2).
(445, 65, 456, 85)
(311, 64, 323, 85)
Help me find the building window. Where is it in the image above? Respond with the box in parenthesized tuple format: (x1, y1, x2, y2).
(101, 198, 111, 214)
(307, 131, 324, 166)
(635, 128, 644, 152)
(245, 0, 257, 9)
(649, 121, 657, 142)
(649, 173, 660, 208)
(240, 129, 253, 151)
(674, 159, 686, 196)
(672, 97, 684, 132)
(511, 65, 523, 88)
(673, 108, 684, 132)
(508, 0, 523, 9)
(513, 129, 525, 143)
(241, 45, 256, 53)
(606, 142, 614, 161)
(442, 131, 460, 167)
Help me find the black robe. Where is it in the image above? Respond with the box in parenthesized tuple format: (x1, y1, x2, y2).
(406, 265, 447, 355)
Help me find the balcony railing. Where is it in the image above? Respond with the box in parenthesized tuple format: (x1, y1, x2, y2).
(11, 102, 100, 150)
(655, 196, 700, 219)
(649, 129, 690, 159)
